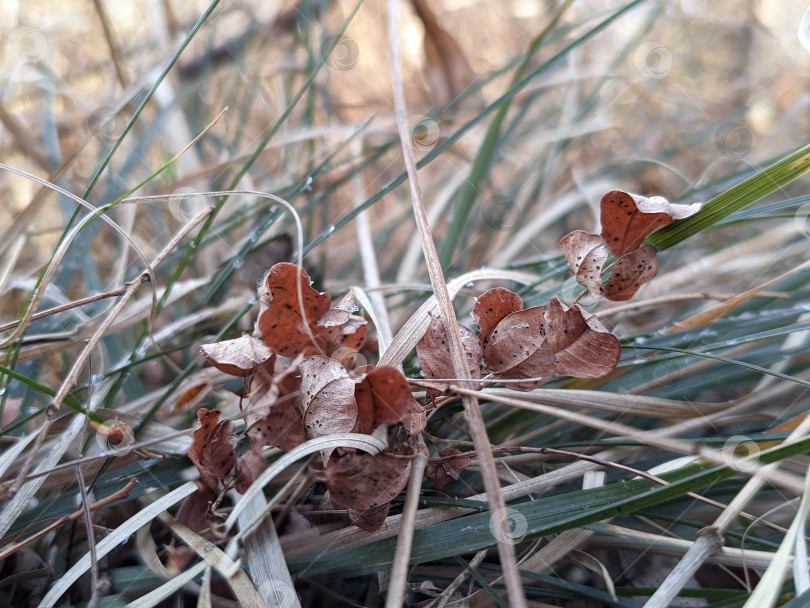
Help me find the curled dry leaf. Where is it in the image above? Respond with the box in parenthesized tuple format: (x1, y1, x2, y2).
(559, 230, 609, 298)
(603, 244, 658, 301)
(300, 355, 358, 439)
(425, 448, 471, 491)
(354, 366, 426, 436)
(200, 334, 275, 377)
(254, 262, 331, 357)
(324, 443, 415, 530)
(600, 190, 701, 257)
(416, 313, 482, 396)
(472, 287, 523, 345)
(544, 296, 621, 379)
(188, 408, 237, 491)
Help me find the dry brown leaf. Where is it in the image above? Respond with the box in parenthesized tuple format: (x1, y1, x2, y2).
(559, 230, 609, 297)
(425, 448, 471, 491)
(416, 313, 482, 396)
(201, 334, 276, 377)
(325, 444, 415, 512)
(600, 190, 700, 257)
(354, 366, 426, 436)
(544, 297, 621, 379)
(300, 355, 357, 438)
(472, 287, 523, 345)
(603, 244, 658, 301)
(188, 408, 236, 490)
(254, 262, 331, 357)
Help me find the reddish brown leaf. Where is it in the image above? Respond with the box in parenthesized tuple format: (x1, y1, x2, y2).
(425, 448, 471, 491)
(416, 314, 482, 396)
(472, 287, 523, 345)
(354, 366, 425, 436)
(300, 355, 357, 438)
(325, 444, 415, 511)
(600, 190, 701, 257)
(603, 245, 659, 301)
(188, 408, 237, 490)
(254, 262, 331, 357)
(201, 334, 275, 377)
(559, 230, 609, 297)
(544, 297, 621, 379)
(600, 190, 672, 257)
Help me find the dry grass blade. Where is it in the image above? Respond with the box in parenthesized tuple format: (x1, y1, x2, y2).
(387, 1, 526, 604)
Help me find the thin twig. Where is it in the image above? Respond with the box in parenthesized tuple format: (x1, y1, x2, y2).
(386, 2, 526, 605)
(386, 435, 429, 608)
(0, 286, 128, 333)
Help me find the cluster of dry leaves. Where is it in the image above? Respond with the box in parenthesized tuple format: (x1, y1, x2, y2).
(189, 263, 426, 531)
(182, 190, 699, 535)
(416, 190, 701, 394)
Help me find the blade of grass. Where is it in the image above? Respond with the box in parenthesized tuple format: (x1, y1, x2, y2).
(647, 142, 810, 250)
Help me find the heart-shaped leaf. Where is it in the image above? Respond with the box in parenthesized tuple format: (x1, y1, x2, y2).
(324, 444, 415, 511)
(603, 244, 658, 301)
(484, 306, 557, 391)
(600, 190, 700, 257)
